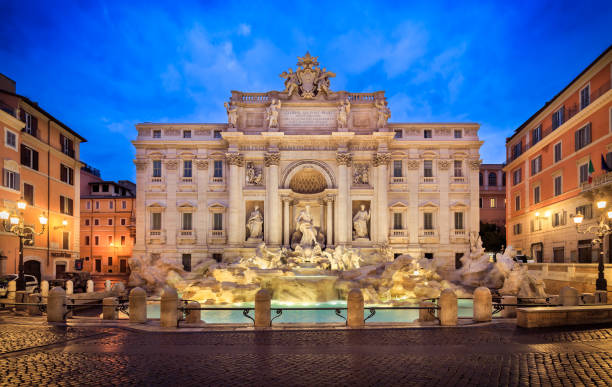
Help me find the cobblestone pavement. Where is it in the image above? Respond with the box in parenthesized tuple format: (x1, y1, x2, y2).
(1, 322, 612, 386)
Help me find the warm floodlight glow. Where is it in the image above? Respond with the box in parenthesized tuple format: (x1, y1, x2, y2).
(608, 211, 612, 219)
(535, 212, 540, 217)
(0, 210, 9, 220)
(9, 215, 19, 225)
(413, 270, 420, 276)
(62, 219, 68, 226)
(17, 198, 26, 210)
(39, 214, 48, 225)
(544, 210, 551, 218)
(597, 200, 607, 209)
(573, 214, 584, 224)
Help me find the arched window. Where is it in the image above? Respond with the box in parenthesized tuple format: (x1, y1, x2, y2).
(479, 172, 483, 186)
(488, 172, 497, 186)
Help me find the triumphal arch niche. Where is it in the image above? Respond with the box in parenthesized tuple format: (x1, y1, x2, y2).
(133, 52, 482, 271)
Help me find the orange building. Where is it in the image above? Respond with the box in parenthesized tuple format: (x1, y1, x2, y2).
(479, 163, 506, 229)
(80, 166, 135, 285)
(0, 74, 85, 281)
(505, 46, 612, 263)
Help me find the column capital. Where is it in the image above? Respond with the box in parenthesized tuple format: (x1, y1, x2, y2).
(134, 159, 148, 171)
(438, 160, 450, 170)
(195, 159, 209, 170)
(226, 153, 245, 167)
(468, 158, 482, 170)
(336, 152, 353, 166)
(325, 194, 335, 203)
(165, 159, 179, 170)
(264, 152, 281, 166)
(373, 152, 391, 167)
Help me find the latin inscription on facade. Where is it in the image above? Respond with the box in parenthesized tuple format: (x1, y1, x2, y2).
(279, 109, 337, 128)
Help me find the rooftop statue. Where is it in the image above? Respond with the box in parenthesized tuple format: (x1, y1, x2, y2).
(224, 101, 238, 128)
(279, 52, 336, 99)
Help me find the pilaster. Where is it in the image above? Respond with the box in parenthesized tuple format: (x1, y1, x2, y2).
(373, 152, 390, 243)
(406, 158, 419, 244)
(469, 159, 481, 231)
(336, 152, 352, 245)
(438, 158, 450, 244)
(134, 159, 148, 251)
(226, 153, 244, 246)
(165, 158, 178, 247)
(195, 158, 209, 247)
(265, 152, 281, 246)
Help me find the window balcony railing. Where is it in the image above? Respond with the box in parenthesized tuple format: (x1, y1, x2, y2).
(151, 177, 163, 183)
(178, 230, 196, 244)
(581, 171, 612, 192)
(61, 146, 75, 158)
(418, 229, 438, 243)
(506, 79, 611, 164)
(451, 229, 467, 241)
(390, 229, 408, 238)
(211, 177, 224, 184)
(391, 176, 406, 184)
(421, 176, 436, 184)
(148, 230, 165, 243)
(451, 176, 466, 183)
(208, 229, 226, 242)
(180, 177, 193, 184)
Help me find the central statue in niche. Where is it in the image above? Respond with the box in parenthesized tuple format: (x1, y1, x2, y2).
(290, 205, 326, 250)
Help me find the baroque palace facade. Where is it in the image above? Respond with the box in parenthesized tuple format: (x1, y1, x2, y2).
(132, 53, 482, 272)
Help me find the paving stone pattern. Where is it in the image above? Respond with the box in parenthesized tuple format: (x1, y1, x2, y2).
(1, 323, 612, 386)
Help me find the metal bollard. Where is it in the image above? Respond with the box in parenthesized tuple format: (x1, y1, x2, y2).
(473, 287, 492, 322)
(254, 289, 271, 328)
(86, 280, 94, 293)
(501, 295, 518, 318)
(160, 287, 178, 328)
(439, 289, 457, 326)
(185, 301, 202, 324)
(129, 287, 147, 323)
(103, 297, 118, 320)
(419, 301, 436, 322)
(47, 287, 66, 323)
(347, 288, 364, 328)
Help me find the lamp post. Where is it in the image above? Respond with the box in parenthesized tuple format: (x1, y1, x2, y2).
(573, 199, 612, 291)
(0, 198, 47, 291)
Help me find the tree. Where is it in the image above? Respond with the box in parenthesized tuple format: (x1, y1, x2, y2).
(479, 222, 506, 252)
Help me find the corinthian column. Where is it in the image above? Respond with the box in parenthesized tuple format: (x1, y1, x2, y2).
(336, 152, 352, 245)
(374, 153, 390, 243)
(469, 159, 481, 232)
(133, 159, 148, 251)
(326, 195, 334, 247)
(165, 159, 179, 247)
(226, 153, 244, 246)
(195, 159, 209, 246)
(265, 152, 282, 246)
(282, 196, 290, 247)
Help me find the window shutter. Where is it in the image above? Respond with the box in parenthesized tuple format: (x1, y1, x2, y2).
(31, 116, 38, 137)
(19, 108, 25, 122)
(60, 196, 65, 213)
(69, 168, 74, 185)
(60, 134, 65, 150)
(60, 166, 66, 182)
(32, 150, 38, 171)
(20, 144, 27, 165)
(575, 131, 580, 151)
(15, 173, 20, 190)
(68, 198, 73, 215)
(559, 106, 565, 125)
(1, 169, 4, 187)
(586, 123, 591, 144)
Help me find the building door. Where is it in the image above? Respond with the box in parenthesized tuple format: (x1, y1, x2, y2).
(55, 263, 66, 278)
(578, 240, 592, 263)
(95, 259, 101, 272)
(120, 259, 127, 273)
(24, 260, 41, 283)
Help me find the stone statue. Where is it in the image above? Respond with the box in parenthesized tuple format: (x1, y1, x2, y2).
(315, 67, 334, 96)
(352, 204, 371, 239)
(245, 162, 262, 185)
(375, 100, 391, 128)
(279, 69, 299, 97)
(353, 164, 369, 185)
(224, 102, 238, 128)
(337, 98, 350, 129)
(278, 52, 336, 99)
(246, 206, 263, 239)
(266, 99, 281, 129)
(296, 205, 317, 248)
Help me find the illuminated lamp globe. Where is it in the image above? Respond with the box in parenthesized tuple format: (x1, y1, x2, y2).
(597, 200, 607, 209)
(573, 214, 584, 224)
(9, 215, 19, 225)
(17, 198, 27, 210)
(39, 213, 48, 225)
(0, 210, 9, 220)
(62, 219, 68, 226)
(608, 211, 612, 219)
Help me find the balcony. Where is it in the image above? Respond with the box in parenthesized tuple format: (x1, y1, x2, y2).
(61, 146, 75, 158)
(177, 229, 196, 244)
(418, 229, 439, 244)
(211, 177, 225, 184)
(148, 230, 165, 244)
(178, 176, 196, 192)
(421, 176, 436, 184)
(208, 229, 226, 243)
(391, 176, 406, 184)
(389, 229, 409, 243)
(180, 177, 193, 183)
(581, 171, 612, 193)
(451, 176, 466, 184)
(451, 229, 467, 242)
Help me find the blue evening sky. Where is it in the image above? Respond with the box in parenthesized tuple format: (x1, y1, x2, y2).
(1, 1, 611, 182)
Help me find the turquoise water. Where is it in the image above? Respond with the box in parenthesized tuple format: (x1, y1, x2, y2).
(145, 299, 474, 323)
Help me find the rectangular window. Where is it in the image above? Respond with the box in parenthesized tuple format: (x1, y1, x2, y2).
(108, 257, 113, 266)
(423, 129, 432, 138)
(454, 129, 462, 138)
(85, 219, 90, 226)
(488, 173, 497, 186)
(511, 142, 522, 159)
(576, 204, 593, 219)
(453, 160, 462, 177)
(515, 195, 521, 211)
(533, 186, 540, 204)
(60, 134, 74, 158)
(574, 123, 592, 151)
(122, 200, 127, 209)
(153, 130, 161, 138)
(95, 201, 100, 209)
(121, 235, 126, 246)
(580, 84, 590, 110)
(213, 213, 223, 230)
(513, 168, 522, 185)
(20, 144, 39, 170)
(553, 247, 565, 263)
(62, 232, 69, 250)
(2, 169, 19, 190)
(552, 106, 565, 130)
(213, 130, 222, 139)
(94, 218, 99, 226)
(95, 259, 101, 272)
(394, 129, 402, 138)
(490, 198, 496, 208)
(120, 259, 127, 273)
(94, 236, 99, 246)
(60, 164, 74, 185)
(108, 218, 113, 226)
(393, 212, 402, 229)
(86, 201, 91, 210)
(152, 160, 162, 177)
(579, 163, 589, 184)
(59, 196, 74, 215)
(393, 160, 402, 177)
(423, 212, 433, 230)
(531, 125, 542, 145)
(423, 160, 433, 177)
(479, 198, 483, 208)
(182, 212, 193, 230)
(151, 213, 162, 230)
(552, 212, 567, 227)
(454, 212, 464, 230)
(554, 142, 562, 163)
(182, 254, 192, 272)
(23, 183, 34, 205)
(109, 201, 113, 209)
(108, 236, 113, 245)
(183, 130, 191, 138)
(120, 218, 126, 226)
(102, 184, 109, 192)
(531, 156, 542, 176)
(213, 160, 223, 178)
(85, 236, 90, 246)
(513, 223, 522, 235)
(5, 129, 17, 149)
(183, 160, 192, 178)
(20, 111, 38, 137)
(92, 184, 99, 193)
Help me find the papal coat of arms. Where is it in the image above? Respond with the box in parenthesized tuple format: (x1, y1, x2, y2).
(279, 52, 335, 99)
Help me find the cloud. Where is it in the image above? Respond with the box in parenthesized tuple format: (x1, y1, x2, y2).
(238, 23, 251, 36)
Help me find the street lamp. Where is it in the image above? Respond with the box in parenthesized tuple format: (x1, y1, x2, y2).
(573, 199, 612, 291)
(0, 199, 47, 291)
